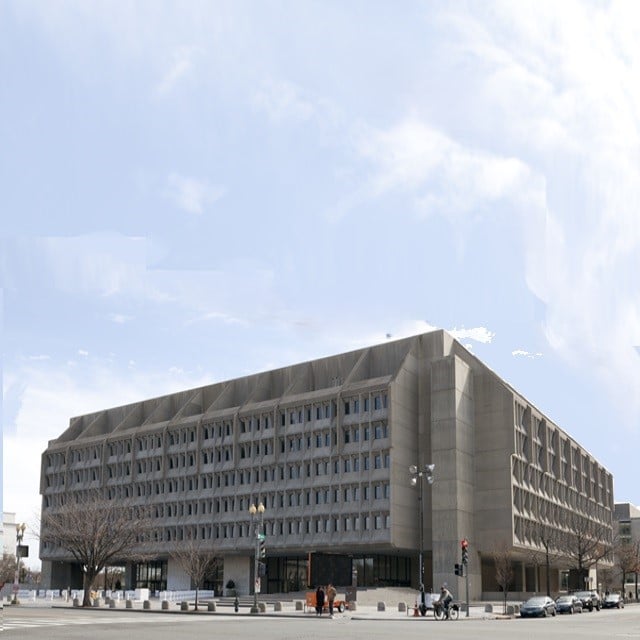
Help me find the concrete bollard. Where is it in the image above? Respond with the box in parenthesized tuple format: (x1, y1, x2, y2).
(180, 601, 189, 611)
(92, 598, 101, 607)
(258, 602, 267, 613)
(506, 605, 515, 615)
(514, 604, 520, 615)
(377, 601, 386, 612)
(207, 601, 216, 611)
(109, 599, 117, 608)
(162, 600, 170, 610)
(73, 598, 80, 607)
(348, 601, 356, 611)
(484, 603, 493, 613)
(274, 601, 282, 611)
(295, 600, 304, 611)
(126, 599, 133, 609)
(143, 600, 151, 610)
(398, 602, 406, 612)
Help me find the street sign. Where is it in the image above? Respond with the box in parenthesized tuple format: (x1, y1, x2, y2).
(255, 577, 261, 594)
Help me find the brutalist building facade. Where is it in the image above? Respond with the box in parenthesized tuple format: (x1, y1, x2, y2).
(40, 330, 613, 599)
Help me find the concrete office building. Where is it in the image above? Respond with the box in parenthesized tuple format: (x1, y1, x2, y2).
(40, 330, 614, 599)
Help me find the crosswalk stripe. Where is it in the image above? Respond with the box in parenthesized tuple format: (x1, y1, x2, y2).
(3, 614, 261, 630)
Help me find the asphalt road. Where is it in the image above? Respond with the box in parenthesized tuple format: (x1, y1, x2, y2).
(3, 604, 639, 639)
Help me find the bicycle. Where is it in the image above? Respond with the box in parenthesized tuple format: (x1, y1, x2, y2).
(433, 600, 460, 621)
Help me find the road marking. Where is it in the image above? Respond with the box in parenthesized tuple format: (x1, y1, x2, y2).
(3, 613, 275, 630)
(3, 615, 216, 630)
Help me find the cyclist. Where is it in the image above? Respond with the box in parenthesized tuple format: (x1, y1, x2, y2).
(439, 585, 453, 615)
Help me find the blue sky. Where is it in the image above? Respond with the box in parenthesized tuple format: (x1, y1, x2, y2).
(2, 1, 640, 565)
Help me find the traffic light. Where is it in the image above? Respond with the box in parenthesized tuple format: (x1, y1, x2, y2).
(258, 561, 266, 577)
(454, 563, 463, 576)
(461, 538, 469, 565)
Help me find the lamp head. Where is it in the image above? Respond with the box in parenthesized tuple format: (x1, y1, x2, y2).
(249, 504, 257, 516)
(257, 502, 265, 514)
(408, 464, 418, 475)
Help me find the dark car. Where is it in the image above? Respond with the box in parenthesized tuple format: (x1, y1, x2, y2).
(602, 593, 624, 609)
(573, 590, 600, 611)
(520, 596, 556, 618)
(555, 594, 583, 614)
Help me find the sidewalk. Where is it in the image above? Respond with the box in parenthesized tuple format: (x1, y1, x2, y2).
(8, 595, 502, 620)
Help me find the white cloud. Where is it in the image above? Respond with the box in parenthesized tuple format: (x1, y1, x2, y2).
(155, 45, 202, 96)
(449, 327, 495, 344)
(512, 349, 543, 359)
(109, 313, 134, 324)
(414, 2, 640, 429)
(343, 321, 494, 352)
(165, 173, 226, 214)
(471, 3, 640, 425)
(348, 117, 542, 222)
(78, 349, 89, 357)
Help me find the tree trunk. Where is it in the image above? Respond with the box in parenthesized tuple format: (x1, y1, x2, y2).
(194, 586, 199, 611)
(82, 571, 97, 607)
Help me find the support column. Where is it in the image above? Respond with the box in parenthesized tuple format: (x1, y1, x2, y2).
(430, 355, 478, 600)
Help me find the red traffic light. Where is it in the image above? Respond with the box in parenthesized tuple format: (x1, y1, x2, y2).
(461, 538, 469, 549)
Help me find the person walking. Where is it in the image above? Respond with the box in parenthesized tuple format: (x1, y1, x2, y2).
(327, 583, 337, 617)
(315, 585, 325, 616)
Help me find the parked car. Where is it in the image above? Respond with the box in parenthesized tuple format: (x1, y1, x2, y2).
(602, 593, 624, 609)
(555, 594, 583, 614)
(573, 590, 601, 611)
(520, 596, 557, 618)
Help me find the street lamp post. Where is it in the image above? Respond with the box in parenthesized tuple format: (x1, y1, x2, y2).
(249, 502, 265, 614)
(12, 523, 26, 605)
(409, 464, 435, 616)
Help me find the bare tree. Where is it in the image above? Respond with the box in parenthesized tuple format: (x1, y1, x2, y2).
(170, 533, 219, 611)
(40, 491, 151, 607)
(493, 544, 514, 614)
(0, 553, 18, 588)
(614, 540, 640, 594)
(599, 566, 616, 595)
(557, 512, 612, 589)
(529, 524, 562, 597)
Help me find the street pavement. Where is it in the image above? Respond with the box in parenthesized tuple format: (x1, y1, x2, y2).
(3, 598, 639, 640)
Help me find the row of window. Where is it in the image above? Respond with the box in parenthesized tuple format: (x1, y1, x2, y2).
(149, 483, 391, 519)
(47, 448, 392, 489)
(156, 512, 392, 542)
(42, 470, 392, 509)
(45, 394, 390, 468)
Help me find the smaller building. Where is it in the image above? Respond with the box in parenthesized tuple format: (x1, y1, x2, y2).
(2, 513, 18, 559)
(614, 502, 640, 600)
